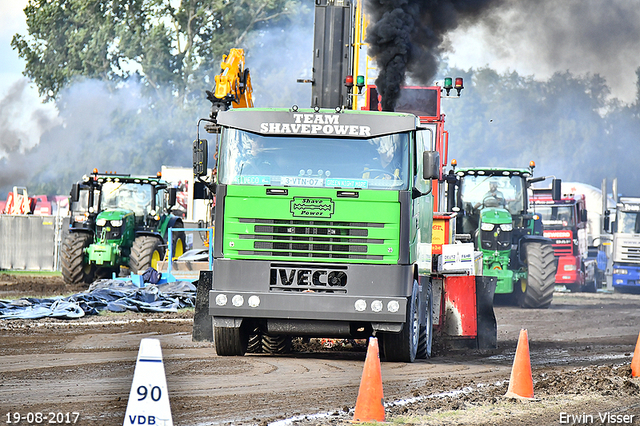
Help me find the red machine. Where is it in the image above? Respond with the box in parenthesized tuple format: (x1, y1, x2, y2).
(358, 83, 496, 350)
(362, 85, 451, 211)
(530, 188, 596, 292)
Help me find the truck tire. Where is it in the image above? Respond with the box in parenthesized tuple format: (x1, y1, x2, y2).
(214, 325, 249, 356)
(262, 335, 293, 354)
(61, 232, 95, 285)
(129, 236, 165, 274)
(417, 280, 433, 359)
(521, 241, 556, 309)
(383, 280, 419, 362)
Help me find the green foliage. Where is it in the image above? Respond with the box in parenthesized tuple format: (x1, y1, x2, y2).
(12, 0, 304, 102)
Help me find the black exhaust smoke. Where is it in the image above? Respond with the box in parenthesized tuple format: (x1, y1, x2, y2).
(365, 0, 501, 111)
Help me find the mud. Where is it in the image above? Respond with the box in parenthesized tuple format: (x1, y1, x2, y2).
(1, 275, 639, 426)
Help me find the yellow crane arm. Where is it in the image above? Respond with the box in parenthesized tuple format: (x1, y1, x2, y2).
(206, 48, 254, 117)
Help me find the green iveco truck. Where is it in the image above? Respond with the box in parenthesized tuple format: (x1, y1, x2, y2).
(193, 107, 441, 362)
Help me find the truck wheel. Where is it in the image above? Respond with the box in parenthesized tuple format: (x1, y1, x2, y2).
(130, 236, 165, 274)
(417, 280, 433, 359)
(565, 283, 580, 293)
(262, 335, 293, 354)
(61, 232, 95, 285)
(521, 241, 556, 309)
(383, 280, 419, 362)
(214, 325, 249, 356)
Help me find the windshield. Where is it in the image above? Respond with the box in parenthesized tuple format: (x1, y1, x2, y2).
(617, 211, 640, 234)
(73, 189, 99, 213)
(218, 128, 410, 190)
(101, 182, 152, 217)
(534, 205, 575, 227)
(459, 174, 526, 215)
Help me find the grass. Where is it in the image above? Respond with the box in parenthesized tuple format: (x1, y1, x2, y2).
(0, 270, 62, 277)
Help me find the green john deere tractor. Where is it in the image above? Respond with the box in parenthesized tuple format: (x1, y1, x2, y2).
(447, 163, 558, 308)
(61, 170, 186, 284)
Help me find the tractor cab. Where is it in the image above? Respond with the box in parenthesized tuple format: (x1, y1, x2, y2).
(453, 168, 532, 246)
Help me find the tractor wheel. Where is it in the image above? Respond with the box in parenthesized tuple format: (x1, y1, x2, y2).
(170, 225, 186, 260)
(417, 280, 433, 359)
(214, 324, 249, 356)
(61, 232, 95, 285)
(262, 335, 293, 354)
(129, 236, 165, 274)
(383, 280, 419, 362)
(520, 241, 556, 309)
(247, 332, 263, 354)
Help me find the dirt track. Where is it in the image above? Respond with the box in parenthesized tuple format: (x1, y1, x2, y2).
(1, 274, 639, 426)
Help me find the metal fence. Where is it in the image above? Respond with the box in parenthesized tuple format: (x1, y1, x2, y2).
(0, 215, 69, 271)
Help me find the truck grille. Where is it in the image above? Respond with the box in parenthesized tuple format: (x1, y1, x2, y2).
(231, 218, 388, 261)
(551, 243, 573, 256)
(619, 244, 640, 262)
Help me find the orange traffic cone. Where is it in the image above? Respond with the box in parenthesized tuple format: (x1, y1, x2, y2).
(631, 331, 640, 378)
(353, 337, 385, 422)
(504, 329, 535, 399)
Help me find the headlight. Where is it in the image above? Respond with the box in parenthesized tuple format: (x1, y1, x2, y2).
(96, 218, 107, 226)
(110, 220, 122, 227)
(149, 209, 157, 216)
(215, 294, 228, 306)
(499, 223, 513, 231)
(613, 268, 628, 275)
(563, 264, 577, 271)
(480, 222, 495, 231)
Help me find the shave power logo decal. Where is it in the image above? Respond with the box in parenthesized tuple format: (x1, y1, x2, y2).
(291, 197, 335, 218)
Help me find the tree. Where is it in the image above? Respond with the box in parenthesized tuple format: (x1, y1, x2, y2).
(12, 0, 305, 103)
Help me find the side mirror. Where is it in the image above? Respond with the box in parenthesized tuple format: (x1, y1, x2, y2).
(193, 139, 208, 177)
(70, 183, 80, 203)
(581, 209, 588, 222)
(551, 178, 562, 201)
(603, 209, 610, 232)
(423, 151, 440, 180)
(168, 187, 177, 207)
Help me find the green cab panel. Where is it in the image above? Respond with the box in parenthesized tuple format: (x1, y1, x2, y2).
(222, 185, 401, 264)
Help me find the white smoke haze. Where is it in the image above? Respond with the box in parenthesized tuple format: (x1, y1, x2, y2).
(244, 17, 313, 108)
(444, 0, 640, 104)
(0, 79, 59, 158)
(2, 1, 640, 199)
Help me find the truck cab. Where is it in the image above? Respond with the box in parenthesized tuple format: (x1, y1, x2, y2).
(530, 189, 596, 292)
(609, 197, 640, 292)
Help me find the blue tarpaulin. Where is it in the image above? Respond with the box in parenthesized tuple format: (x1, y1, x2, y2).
(0, 279, 196, 320)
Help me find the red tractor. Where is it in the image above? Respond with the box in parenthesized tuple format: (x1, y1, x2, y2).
(530, 188, 596, 292)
